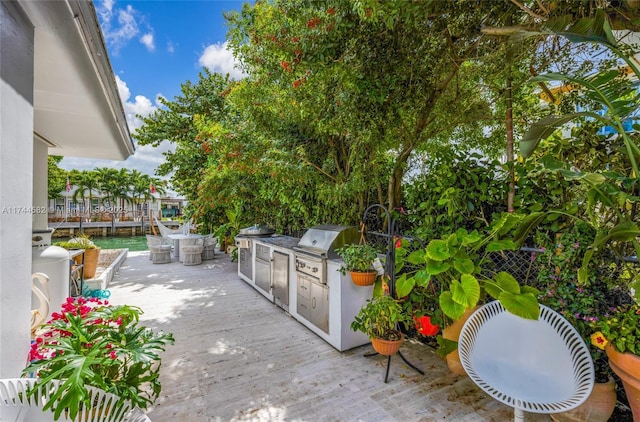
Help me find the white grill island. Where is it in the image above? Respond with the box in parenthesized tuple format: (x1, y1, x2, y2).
(236, 227, 372, 351)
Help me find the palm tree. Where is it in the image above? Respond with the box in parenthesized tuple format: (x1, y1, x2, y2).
(112, 168, 133, 220)
(70, 170, 100, 222)
(129, 170, 152, 221)
(95, 167, 119, 213)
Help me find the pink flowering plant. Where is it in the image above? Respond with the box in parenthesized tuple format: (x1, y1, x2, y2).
(24, 297, 174, 421)
(535, 224, 634, 382)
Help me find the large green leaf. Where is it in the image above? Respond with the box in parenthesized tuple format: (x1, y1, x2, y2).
(513, 212, 547, 245)
(407, 249, 426, 265)
(439, 292, 467, 320)
(414, 269, 431, 288)
(498, 292, 540, 320)
(484, 271, 520, 300)
(609, 221, 640, 242)
(451, 274, 480, 309)
(461, 231, 482, 246)
(453, 258, 475, 275)
(436, 336, 458, 358)
(426, 240, 450, 261)
(485, 240, 517, 252)
(426, 259, 450, 275)
(395, 273, 415, 298)
(521, 113, 593, 158)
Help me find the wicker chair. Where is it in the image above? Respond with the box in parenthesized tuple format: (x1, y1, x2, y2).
(181, 238, 204, 266)
(146, 235, 172, 262)
(201, 234, 217, 260)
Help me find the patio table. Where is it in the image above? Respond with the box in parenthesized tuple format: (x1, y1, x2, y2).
(167, 234, 204, 260)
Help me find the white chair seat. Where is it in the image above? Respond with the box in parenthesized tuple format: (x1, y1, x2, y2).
(458, 302, 594, 420)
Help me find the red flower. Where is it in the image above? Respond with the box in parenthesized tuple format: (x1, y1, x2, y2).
(395, 238, 402, 249)
(280, 61, 292, 72)
(414, 316, 439, 336)
(306, 17, 321, 28)
(327, 7, 335, 15)
(109, 350, 117, 360)
(293, 79, 303, 88)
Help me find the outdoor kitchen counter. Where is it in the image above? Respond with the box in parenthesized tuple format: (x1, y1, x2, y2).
(251, 234, 300, 249)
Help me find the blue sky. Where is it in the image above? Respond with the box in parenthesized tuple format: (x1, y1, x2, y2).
(60, 0, 247, 178)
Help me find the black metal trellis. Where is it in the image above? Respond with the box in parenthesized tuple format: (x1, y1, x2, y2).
(360, 204, 424, 383)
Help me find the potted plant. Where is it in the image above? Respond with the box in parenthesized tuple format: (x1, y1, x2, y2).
(55, 233, 101, 279)
(592, 303, 640, 421)
(336, 243, 380, 286)
(350, 294, 412, 355)
(25, 296, 175, 421)
(534, 227, 621, 421)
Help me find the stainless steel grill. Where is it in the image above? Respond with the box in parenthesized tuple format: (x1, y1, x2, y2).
(293, 225, 358, 334)
(293, 225, 358, 284)
(294, 224, 359, 260)
(294, 225, 359, 280)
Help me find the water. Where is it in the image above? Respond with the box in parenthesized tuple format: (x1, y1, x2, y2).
(90, 236, 149, 251)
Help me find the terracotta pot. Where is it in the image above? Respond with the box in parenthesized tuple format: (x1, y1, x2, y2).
(350, 270, 377, 286)
(82, 248, 101, 279)
(371, 334, 404, 356)
(414, 315, 439, 336)
(550, 377, 616, 422)
(442, 307, 477, 376)
(606, 345, 640, 421)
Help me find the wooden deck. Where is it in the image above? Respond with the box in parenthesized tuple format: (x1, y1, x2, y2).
(107, 251, 552, 422)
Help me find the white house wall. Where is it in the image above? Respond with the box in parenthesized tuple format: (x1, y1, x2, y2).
(0, 0, 35, 377)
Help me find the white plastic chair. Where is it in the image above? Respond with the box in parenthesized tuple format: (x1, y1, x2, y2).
(458, 302, 594, 422)
(0, 378, 151, 421)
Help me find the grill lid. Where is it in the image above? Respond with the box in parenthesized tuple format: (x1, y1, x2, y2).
(239, 224, 275, 236)
(295, 224, 359, 259)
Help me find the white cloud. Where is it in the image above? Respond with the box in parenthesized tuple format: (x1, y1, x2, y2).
(140, 33, 155, 52)
(60, 77, 174, 179)
(97, 0, 156, 55)
(198, 41, 246, 80)
(115, 75, 156, 132)
(167, 41, 175, 54)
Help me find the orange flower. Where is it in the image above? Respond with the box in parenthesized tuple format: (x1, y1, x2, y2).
(591, 331, 608, 350)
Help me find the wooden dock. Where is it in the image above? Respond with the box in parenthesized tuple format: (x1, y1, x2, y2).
(49, 220, 181, 238)
(107, 251, 552, 422)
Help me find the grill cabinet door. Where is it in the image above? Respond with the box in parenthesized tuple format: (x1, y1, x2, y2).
(272, 251, 289, 306)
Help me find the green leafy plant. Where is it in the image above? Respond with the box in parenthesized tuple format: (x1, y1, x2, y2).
(396, 213, 540, 322)
(593, 304, 640, 355)
(534, 225, 621, 382)
(55, 233, 98, 250)
(350, 294, 412, 341)
(519, 15, 640, 365)
(335, 243, 379, 274)
(520, 12, 640, 293)
(25, 297, 174, 421)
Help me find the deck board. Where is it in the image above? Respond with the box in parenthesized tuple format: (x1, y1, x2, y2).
(107, 251, 551, 422)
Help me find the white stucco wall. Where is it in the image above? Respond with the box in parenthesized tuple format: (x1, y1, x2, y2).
(33, 139, 48, 230)
(0, 1, 35, 377)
